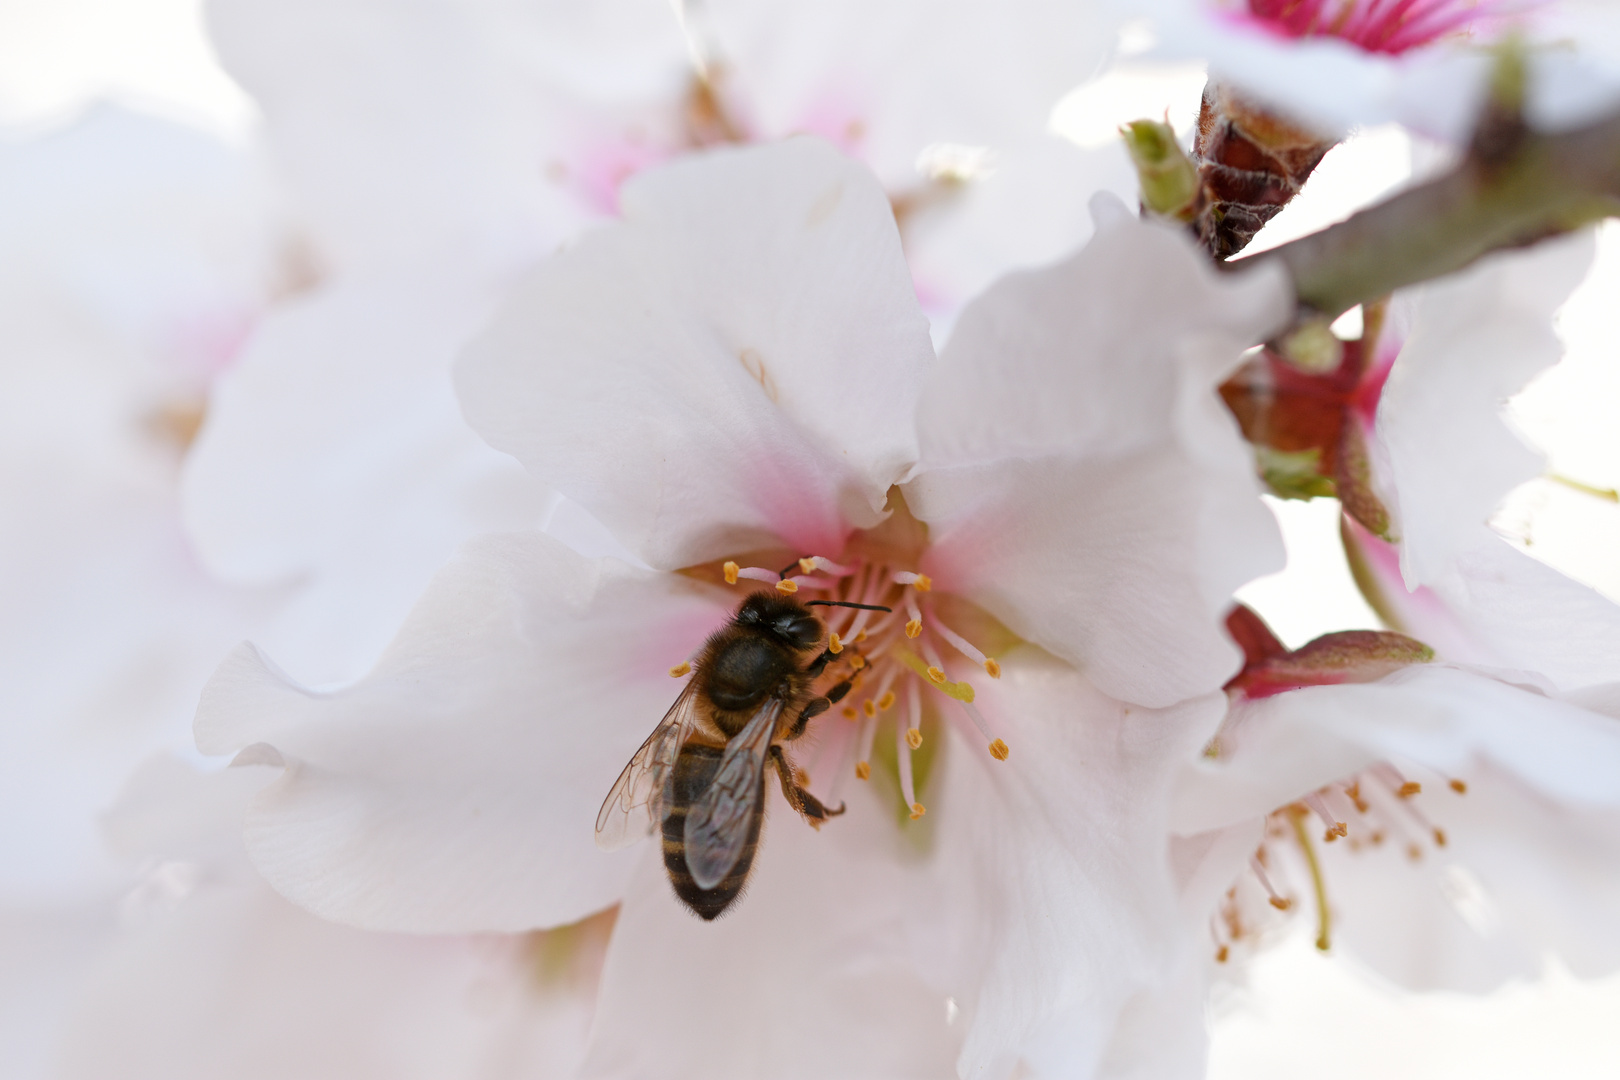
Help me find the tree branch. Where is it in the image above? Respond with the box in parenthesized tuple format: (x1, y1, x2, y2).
(1245, 109, 1620, 319)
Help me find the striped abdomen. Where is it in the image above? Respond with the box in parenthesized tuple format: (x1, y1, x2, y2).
(662, 744, 764, 921)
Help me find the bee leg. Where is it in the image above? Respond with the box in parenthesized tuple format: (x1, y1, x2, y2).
(805, 648, 836, 678)
(786, 696, 829, 741)
(768, 745, 846, 826)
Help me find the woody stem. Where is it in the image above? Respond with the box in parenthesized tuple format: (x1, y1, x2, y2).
(1247, 106, 1620, 320)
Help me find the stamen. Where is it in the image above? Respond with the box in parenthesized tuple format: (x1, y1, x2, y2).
(775, 579, 799, 594)
(723, 561, 739, 584)
(1397, 781, 1421, 798)
(904, 594, 922, 638)
(1249, 853, 1291, 910)
(855, 708, 878, 780)
(1305, 794, 1348, 842)
(799, 555, 856, 576)
(877, 690, 896, 711)
(732, 565, 780, 584)
(1286, 807, 1333, 951)
(668, 662, 692, 678)
(898, 692, 924, 819)
(1342, 781, 1370, 814)
(1449, 778, 1468, 794)
(863, 699, 877, 718)
(957, 699, 1009, 761)
(932, 618, 1002, 678)
(906, 727, 923, 749)
(892, 571, 932, 591)
(842, 704, 858, 720)
(828, 632, 843, 654)
(926, 666, 946, 684)
(895, 649, 976, 702)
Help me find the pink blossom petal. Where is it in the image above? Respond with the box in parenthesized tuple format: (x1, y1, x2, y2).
(909, 198, 1290, 708)
(457, 139, 933, 570)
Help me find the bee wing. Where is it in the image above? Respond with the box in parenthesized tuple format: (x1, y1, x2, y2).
(594, 681, 702, 852)
(682, 697, 783, 890)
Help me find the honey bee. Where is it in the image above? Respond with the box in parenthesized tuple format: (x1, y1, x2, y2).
(595, 590, 886, 920)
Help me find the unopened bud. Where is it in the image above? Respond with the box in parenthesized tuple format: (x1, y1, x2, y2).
(1121, 119, 1200, 222)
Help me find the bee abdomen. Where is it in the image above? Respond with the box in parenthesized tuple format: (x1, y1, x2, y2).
(662, 745, 764, 921)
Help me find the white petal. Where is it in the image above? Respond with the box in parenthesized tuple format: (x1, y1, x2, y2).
(583, 785, 959, 1080)
(183, 265, 548, 687)
(909, 202, 1289, 707)
(207, 0, 687, 272)
(1316, 760, 1620, 991)
(1174, 666, 1620, 835)
(61, 759, 602, 1079)
(928, 656, 1227, 1079)
(1432, 534, 1620, 693)
(1378, 232, 1596, 591)
(697, 0, 1120, 186)
(905, 135, 1141, 327)
(57, 884, 599, 1080)
(457, 139, 933, 569)
(195, 531, 735, 932)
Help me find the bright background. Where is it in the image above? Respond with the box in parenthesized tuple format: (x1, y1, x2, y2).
(5, 0, 1620, 1075)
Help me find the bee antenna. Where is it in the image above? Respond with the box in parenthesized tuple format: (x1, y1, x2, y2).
(805, 600, 893, 613)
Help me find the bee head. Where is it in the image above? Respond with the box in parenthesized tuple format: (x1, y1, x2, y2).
(735, 592, 823, 650)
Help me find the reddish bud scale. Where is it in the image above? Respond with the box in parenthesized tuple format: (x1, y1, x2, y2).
(1192, 83, 1336, 259)
(1218, 314, 1396, 537)
(1224, 605, 1435, 699)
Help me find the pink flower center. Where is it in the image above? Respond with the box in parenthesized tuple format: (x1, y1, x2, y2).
(1237, 0, 1498, 55)
(699, 546, 1010, 820)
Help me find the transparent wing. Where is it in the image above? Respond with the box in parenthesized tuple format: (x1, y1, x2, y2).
(683, 697, 783, 890)
(594, 680, 702, 851)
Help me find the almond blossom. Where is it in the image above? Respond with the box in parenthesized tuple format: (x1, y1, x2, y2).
(193, 137, 1290, 1078)
(1174, 605, 1620, 987)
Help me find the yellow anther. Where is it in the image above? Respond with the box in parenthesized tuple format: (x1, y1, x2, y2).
(984, 658, 1001, 678)
(1397, 781, 1421, 798)
(775, 578, 799, 594)
(828, 632, 843, 654)
(912, 574, 932, 592)
(988, 738, 1009, 761)
(905, 618, 922, 638)
(723, 560, 739, 584)
(855, 761, 871, 781)
(909, 802, 926, 819)
(850, 654, 867, 670)
(1433, 828, 1447, 847)
(1268, 897, 1292, 911)
(854, 629, 867, 643)
(1449, 779, 1468, 794)
(863, 699, 877, 718)
(668, 662, 692, 678)
(799, 557, 816, 574)
(906, 727, 923, 750)
(1406, 843, 1423, 861)
(877, 691, 896, 711)
(926, 666, 946, 684)
(842, 705, 858, 720)
(1216, 945, 1230, 964)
